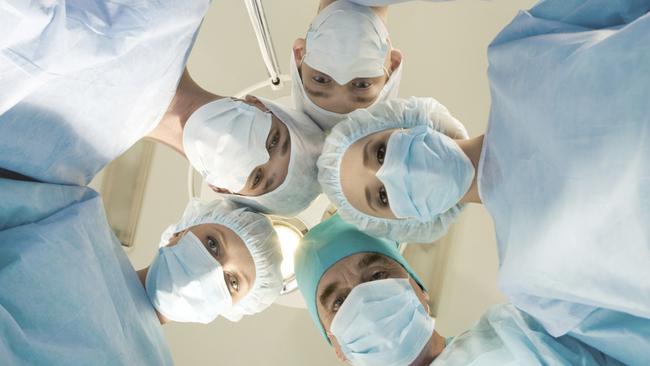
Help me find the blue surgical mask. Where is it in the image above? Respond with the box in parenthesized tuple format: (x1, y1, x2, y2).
(330, 278, 435, 366)
(376, 125, 474, 221)
(145, 232, 232, 324)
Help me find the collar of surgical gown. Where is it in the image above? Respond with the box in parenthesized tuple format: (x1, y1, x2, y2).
(0, 0, 210, 185)
(478, 2, 650, 337)
(430, 304, 623, 366)
(0, 178, 173, 365)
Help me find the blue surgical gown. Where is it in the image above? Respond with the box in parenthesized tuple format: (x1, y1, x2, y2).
(479, 0, 650, 363)
(0, 0, 210, 185)
(432, 305, 623, 366)
(0, 178, 173, 365)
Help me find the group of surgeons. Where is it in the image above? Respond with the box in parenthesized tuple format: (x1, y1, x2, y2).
(1, 0, 649, 365)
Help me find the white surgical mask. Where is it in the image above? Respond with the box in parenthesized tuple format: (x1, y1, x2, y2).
(376, 125, 474, 221)
(330, 278, 435, 366)
(305, 1, 389, 85)
(183, 98, 271, 192)
(145, 232, 232, 324)
(291, 0, 402, 130)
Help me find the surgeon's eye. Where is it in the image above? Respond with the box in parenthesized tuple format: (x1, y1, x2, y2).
(370, 271, 389, 281)
(352, 80, 372, 89)
(378, 186, 389, 207)
(377, 144, 386, 165)
(251, 169, 263, 189)
(267, 131, 280, 151)
(312, 75, 331, 84)
(332, 295, 347, 312)
(207, 236, 221, 258)
(225, 272, 239, 293)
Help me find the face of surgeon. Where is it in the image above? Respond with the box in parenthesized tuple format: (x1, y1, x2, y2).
(316, 252, 430, 362)
(340, 128, 399, 219)
(292, 39, 403, 114)
(166, 223, 256, 305)
(210, 95, 291, 197)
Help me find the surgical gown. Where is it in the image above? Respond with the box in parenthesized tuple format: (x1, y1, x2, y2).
(431, 305, 623, 366)
(0, 178, 172, 365)
(0, 0, 210, 185)
(479, 0, 650, 363)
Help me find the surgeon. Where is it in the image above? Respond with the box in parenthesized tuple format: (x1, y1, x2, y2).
(294, 214, 625, 366)
(0, 176, 284, 364)
(1, 2, 325, 216)
(290, 0, 403, 130)
(319, 96, 471, 242)
(140, 198, 283, 324)
(317, 2, 650, 363)
(148, 70, 325, 215)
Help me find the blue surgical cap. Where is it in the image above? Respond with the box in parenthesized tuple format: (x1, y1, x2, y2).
(294, 214, 425, 341)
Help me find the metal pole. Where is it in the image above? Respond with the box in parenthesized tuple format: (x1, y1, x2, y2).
(244, 0, 283, 89)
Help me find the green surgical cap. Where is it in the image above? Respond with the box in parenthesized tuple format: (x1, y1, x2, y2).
(294, 214, 425, 341)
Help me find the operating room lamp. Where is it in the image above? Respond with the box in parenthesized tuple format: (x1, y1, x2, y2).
(187, 0, 406, 308)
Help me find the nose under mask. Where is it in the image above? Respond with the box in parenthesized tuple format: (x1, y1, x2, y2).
(330, 278, 435, 366)
(376, 125, 475, 221)
(145, 231, 233, 324)
(182, 98, 272, 192)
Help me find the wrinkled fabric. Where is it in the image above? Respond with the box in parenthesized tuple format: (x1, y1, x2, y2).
(480, 0, 650, 337)
(0, 178, 172, 365)
(0, 0, 210, 185)
(568, 308, 650, 365)
(432, 305, 624, 366)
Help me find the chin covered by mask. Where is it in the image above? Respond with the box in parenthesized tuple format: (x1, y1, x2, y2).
(331, 278, 435, 366)
(211, 98, 325, 216)
(318, 97, 470, 243)
(146, 231, 232, 324)
(183, 96, 324, 216)
(290, 0, 403, 130)
(183, 97, 271, 193)
(377, 125, 474, 221)
(147, 199, 283, 323)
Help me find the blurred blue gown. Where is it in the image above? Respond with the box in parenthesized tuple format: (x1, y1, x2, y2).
(0, 178, 172, 365)
(479, 1, 650, 364)
(0, 0, 210, 185)
(432, 305, 624, 366)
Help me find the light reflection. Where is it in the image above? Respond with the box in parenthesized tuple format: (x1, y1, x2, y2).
(274, 224, 302, 279)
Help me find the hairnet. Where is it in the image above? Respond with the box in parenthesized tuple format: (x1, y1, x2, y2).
(222, 97, 325, 216)
(317, 97, 469, 243)
(159, 198, 283, 321)
(294, 214, 424, 341)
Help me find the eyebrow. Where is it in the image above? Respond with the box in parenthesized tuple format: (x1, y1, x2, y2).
(319, 281, 339, 308)
(365, 186, 379, 213)
(241, 266, 252, 293)
(352, 95, 376, 104)
(281, 130, 290, 155)
(362, 139, 372, 168)
(304, 86, 331, 99)
(264, 174, 274, 191)
(358, 253, 387, 269)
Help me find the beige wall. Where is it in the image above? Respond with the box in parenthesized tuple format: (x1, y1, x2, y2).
(121, 0, 536, 364)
